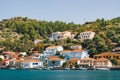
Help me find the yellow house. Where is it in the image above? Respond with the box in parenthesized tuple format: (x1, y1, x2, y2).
(94, 52, 120, 65)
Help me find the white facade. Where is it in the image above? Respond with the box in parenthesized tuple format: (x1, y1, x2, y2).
(50, 31, 74, 41)
(60, 49, 89, 59)
(44, 46, 63, 56)
(78, 31, 95, 41)
(78, 58, 95, 68)
(0, 55, 4, 60)
(94, 58, 112, 68)
(21, 59, 43, 68)
(50, 31, 61, 41)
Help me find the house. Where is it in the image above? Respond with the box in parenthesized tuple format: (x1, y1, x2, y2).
(78, 57, 95, 68)
(2, 52, 26, 59)
(94, 52, 120, 60)
(50, 31, 61, 41)
(60, 49, 89, 60)
(21, 59, 43, 68)
(78, 31, 95, 41)
(47, 56, 66, 67)
(58, 31, 74, 40)
(2, 52, 16, 59)
(31, 51, 41, 59)
(0, 60, 8, 68)
(66, 58, 80, 68)
(50, 31, 75, 41)
(112, 47, 120, 53)
(31, 51, 46, 63)
(94, 58, 112, 68)
(43, 46, 63, 56)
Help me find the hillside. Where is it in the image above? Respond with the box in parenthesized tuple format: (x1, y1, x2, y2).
(0, 17, 120, 56)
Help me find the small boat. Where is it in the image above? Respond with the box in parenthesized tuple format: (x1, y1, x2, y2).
(96, 68, 109, 70)
(9, 67, 16, 70)
(64, 68, 70, 70)
(35, 67, 42, 70)
(79, 67, 87, 70)
(44, 67, 50, 70)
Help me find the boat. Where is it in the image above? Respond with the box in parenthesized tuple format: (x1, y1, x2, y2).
(96, 68, 110, 70)
(9, 67, 16, 70)
(64, 67, 70, 70)
(79, 67, 87, 70)
(44, 67, 50, 70)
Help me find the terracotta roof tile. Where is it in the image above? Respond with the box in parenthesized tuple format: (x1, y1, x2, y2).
(94, 52, 120, 56)
(48, 56, 63, 61)
(81, 57, 95, 60)
(61, 49, 85, 53)
(69, 58, 80, 61)
(95, 58, 108, 62)
(46, 46, 59, 49)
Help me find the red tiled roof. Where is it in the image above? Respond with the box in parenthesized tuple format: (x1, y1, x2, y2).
(46, 46, 59, 49)
(61, 49, 85, 53)
(95, 58, 108, 62)
(94, 52, 120, 56)
(47, 56, 63, 61)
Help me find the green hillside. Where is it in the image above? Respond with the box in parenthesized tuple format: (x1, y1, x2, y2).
(0, 17, 120, 57)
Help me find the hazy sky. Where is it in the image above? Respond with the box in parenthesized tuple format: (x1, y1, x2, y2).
(0, 0, 120, 24)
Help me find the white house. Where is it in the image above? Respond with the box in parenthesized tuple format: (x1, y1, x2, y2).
(78, 57, 95, 68)
(50, 31, 61, 41)
(21, 59, 43, 68)
(60, 49, 89, 60)
(78, 31, 95, 41)
(43, 46, 63, 56)
(94, 58, 112, 68)
(58, 31, 74, 40)
(50, 31, 75, 41)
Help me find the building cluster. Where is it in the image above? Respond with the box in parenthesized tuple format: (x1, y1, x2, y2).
(50, 31, 95, 42)
(50, 31, 75, 41)
(0, 45, 120, 70)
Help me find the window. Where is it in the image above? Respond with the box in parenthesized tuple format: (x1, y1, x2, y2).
(33, 63, 38, 65)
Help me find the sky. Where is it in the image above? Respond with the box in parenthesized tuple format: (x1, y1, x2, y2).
(0, 0, 120, 24)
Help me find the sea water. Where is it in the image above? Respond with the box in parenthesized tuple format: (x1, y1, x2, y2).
(0, 69, 120, 80)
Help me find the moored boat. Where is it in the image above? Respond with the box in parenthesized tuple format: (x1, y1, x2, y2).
(79, 67, 87, 70)
(96, 68, 109, 70)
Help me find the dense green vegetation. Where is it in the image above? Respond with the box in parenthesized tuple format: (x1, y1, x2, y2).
(0, 17, 120, 56)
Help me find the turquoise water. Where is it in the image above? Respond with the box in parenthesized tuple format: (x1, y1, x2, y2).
(0, 69, 120, 80)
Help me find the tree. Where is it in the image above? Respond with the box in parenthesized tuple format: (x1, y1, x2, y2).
(106, 30, 115, 38)
(0, 58, 2, 61)
(51, 60, 56, 67)
(66, 37, 71, 43)
(75, 64, 79, 69)
(59, 55, 65, 59)
(62, 62, 67, 68)
(111, 59, 118, 66)
(18, 54, 23, 57)
(82, 39, 93, 49)
(89, 48, 98, 57)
